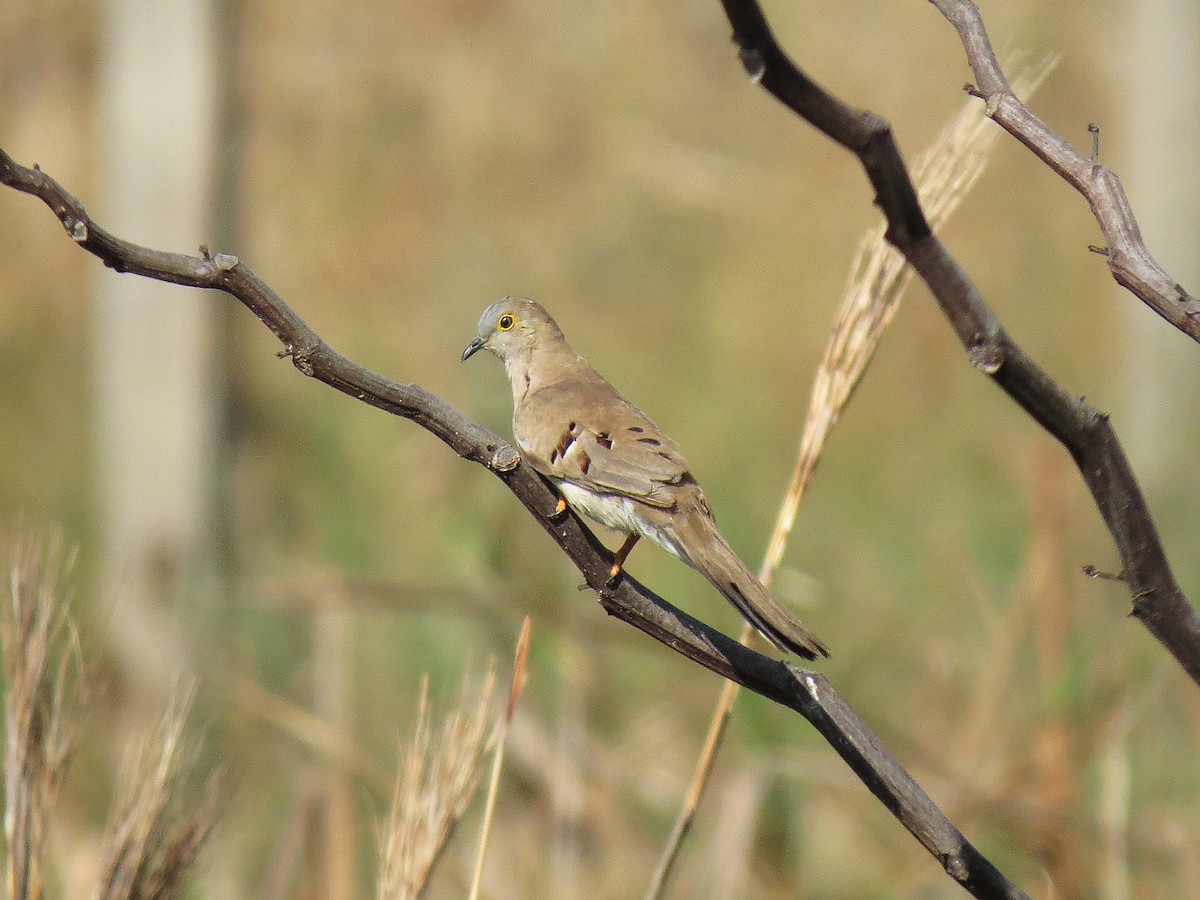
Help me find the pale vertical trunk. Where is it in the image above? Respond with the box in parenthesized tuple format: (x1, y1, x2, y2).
(94, 0, 220, 698)
(1110, 2, 1200, 898)
(1119, 0, 1200, 481)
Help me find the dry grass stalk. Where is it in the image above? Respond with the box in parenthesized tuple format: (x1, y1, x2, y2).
(645, 58, 1056, 900)
(468, 615, 532, 900)
(378, 664, 497, 900)
(3, 532, 81, 900)
(1097, 706, 1132, 900)
(95, 683, 224, 900)
(642, 639, 746, 900)
(759, 56, 1055, 577)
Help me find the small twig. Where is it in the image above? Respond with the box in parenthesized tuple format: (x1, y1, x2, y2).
(930, 0, 1200, 341)
(643, 627, 748, 900)
(1082, 565, 1126, 583)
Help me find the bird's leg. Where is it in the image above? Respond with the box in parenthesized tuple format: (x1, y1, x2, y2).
(550, 494, 569, 521)
(606, 534, 640, 585)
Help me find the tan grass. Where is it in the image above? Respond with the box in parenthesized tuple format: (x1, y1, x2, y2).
(645, 58, 1057, 900)
(95, 683, 224, 900)
(468, 615, 532, 900)
(2, 531, 81, 900)
(378, 664, 497, 900)
(759, 55, 1056, 577)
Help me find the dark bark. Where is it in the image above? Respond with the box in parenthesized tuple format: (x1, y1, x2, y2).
(930, 0, 1200, 341)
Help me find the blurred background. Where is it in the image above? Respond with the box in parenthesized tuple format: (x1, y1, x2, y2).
(1, 0, 1199, 896)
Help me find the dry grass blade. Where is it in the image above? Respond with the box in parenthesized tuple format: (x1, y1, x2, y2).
(3, 531, 82, 900)
(642, 645, 746, 900)
(644, 58, 1057, 900)
(468, 615, 532, 900)
(95, 683, 224, 900)
(378, 664, 497, 900)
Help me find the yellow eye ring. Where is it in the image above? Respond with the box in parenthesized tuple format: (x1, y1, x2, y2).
(497, 314, 515, 331)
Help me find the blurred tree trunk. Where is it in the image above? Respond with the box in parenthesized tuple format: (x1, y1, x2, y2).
(1112, 1, 1199, 894)
(93, 0, 222, 700)
(1119, 0, 1200, 500)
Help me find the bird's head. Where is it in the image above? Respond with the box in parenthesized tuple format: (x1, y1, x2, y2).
(461, 296, 561, 364)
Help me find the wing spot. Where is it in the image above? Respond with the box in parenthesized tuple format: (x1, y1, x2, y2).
(578, 450, 592, 475)
(657, 451, 673, 460)
(637, 437, 662, 446)
(596, 431, 613, 449)
(553, 429, 576, 464)
(628, 426, 645, 433)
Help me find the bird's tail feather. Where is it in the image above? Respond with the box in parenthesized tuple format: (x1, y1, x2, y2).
(680, 518, 829, 660)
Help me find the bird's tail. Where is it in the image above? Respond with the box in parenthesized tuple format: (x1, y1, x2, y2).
(678, 516, 829, 661)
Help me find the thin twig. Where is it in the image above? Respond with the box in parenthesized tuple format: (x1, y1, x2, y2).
(759, 58, 1054, 578)
(929, 0, 1200, 342)
(643, 637, 747, 900)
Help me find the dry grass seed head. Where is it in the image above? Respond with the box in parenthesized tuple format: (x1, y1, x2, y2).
(378, 664, 497, 900)
(96, 682, 224, 900)
(3, 531, 82, 900)
(758, 58, 1056, 579)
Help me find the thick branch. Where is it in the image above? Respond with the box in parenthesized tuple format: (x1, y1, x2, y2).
(716, 0, 1200, 686)
(0, 148, 1026, 900)
(930, 0, 1200, 341)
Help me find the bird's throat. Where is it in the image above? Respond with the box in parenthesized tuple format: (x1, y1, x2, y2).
(502, 351, 535, 404)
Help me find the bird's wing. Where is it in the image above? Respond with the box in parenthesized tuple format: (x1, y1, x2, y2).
(516, 381, 690, 509)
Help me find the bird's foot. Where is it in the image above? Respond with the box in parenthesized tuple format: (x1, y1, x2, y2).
(604, 534, 640, 587)
(604, 562, 624, 587)
(549, 495, 569, 521)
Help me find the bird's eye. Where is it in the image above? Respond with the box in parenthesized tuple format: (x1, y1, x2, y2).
(497, 314, 515, 331)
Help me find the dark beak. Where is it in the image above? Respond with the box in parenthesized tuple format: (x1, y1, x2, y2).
(461, 336, 485, 362)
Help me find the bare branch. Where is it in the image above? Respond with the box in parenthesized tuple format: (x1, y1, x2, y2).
(929, 0, 1200, 341)
(716, 0, 1200, 685)
(0, 147, 1025, 898)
